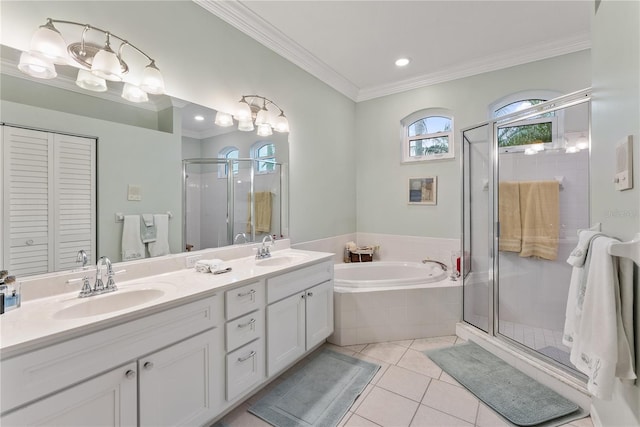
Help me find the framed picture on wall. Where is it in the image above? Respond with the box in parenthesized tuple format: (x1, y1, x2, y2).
(408, 176, 437, 205)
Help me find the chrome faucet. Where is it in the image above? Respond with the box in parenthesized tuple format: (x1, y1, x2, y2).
(76, 249, 88, 268)
(256, 235, 274, 259)
(421, 259, 448, 271)
(94, 256, 117, 294)
(234, 232, 249, 244)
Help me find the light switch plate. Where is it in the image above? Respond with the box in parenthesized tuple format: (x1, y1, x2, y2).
(127, 184, 142, 201)
(615, 136, 633, 191)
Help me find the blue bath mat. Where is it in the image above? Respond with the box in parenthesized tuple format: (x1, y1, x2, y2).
(249, 349, 379, 427)
(426, 341, 580, 426)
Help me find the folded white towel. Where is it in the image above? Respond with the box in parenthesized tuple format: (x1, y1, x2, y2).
(148, 214, 170, 257)
(122, 215, 146, 261)
(140, 213, 157, 243)
(195, 259, 223, 273)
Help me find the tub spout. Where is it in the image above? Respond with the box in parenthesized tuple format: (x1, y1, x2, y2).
(421, 259, 448, 271)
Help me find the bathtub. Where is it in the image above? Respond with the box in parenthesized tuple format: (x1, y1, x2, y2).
(334, 261, 446, 290)
(329, 261, 462, 346)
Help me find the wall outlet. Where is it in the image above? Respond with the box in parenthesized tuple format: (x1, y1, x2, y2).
(185, 255, 201, 268)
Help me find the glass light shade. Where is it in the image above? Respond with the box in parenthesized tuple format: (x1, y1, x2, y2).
(235, 101, 252, 122)
(273, 113, 290, 133)
(255, 108, 269, 126)
(256, 123, 273, 137)
(18, 52, 57, 79)
(91, 47, 123, 81)
(29, 24, 68, 64)
(140, 62, 165, 95)
(121, 83, 149, 103)
(76, 69, 107, 92)
(238, 119, 254, 132)
(214, 112, 234, 127)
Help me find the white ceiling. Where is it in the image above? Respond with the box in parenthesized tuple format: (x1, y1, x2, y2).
(197, 0, 591, 102)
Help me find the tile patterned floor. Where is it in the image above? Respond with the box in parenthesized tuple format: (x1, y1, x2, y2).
(219, 337, 593, 427)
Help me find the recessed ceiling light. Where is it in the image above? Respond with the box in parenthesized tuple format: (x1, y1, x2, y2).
(395, 58, 410, 67)
(194, 115, 205, 121)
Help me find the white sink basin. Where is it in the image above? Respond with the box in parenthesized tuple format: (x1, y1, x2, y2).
(255, 254, 307, 267)
(53, 286, 169, 320)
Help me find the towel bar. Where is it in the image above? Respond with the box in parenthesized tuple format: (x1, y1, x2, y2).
(608, 233, 640, 266)
(484, 176, 564, 191)
(115, 211, 173, 223)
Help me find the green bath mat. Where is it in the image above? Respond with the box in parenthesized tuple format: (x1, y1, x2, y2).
(426, 341, 580, 426)
(249, 349, 379, 427)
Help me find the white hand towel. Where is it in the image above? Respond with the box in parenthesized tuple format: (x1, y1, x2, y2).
(140, 213, 157, 243)
(148, 214, 170, 257)
(569, 236, 636, 400)
(567, 229, 603, 267)
(122, 215, 146, 261)
(194, 259, 223, 273)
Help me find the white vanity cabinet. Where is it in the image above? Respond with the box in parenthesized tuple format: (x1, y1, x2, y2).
(2, 362, 138, 426)
(223, 280, 266, 402)
(0, 294, 224, 426)
(266, 261, 334, 376)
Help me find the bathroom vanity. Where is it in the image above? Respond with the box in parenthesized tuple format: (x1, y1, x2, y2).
(0, 248, 334, 426)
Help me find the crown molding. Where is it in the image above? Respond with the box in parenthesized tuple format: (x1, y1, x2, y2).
(194, 0, 360, 101)
(356, 33, 591, 102)
(195, 0, 591, 104)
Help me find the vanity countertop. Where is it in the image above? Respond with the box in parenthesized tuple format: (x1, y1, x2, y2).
(0, 249, 333, 359)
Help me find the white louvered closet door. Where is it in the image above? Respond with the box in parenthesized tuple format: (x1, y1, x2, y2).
(1, 126, 96, 276)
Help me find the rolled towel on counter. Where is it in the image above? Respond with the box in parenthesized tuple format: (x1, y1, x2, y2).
(195, 259, 223, 273)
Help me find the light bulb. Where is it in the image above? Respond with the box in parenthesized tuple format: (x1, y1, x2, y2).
(18, 52, 56, 79)
(76, 69, 107, 92)
(29, 20, 68, 64)
(140, 61, 165, 95)
(215, 112, 234, 127)
(121, 83, 149, 103)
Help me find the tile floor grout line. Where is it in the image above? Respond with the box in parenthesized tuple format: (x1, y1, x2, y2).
(422, 401, 480, 426)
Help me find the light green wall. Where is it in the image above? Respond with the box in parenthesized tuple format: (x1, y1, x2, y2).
(590, 0, 640, 424)
(1, 99, 183, 261)
(354, 51, 591, 238)
(1, 0, 357, 245)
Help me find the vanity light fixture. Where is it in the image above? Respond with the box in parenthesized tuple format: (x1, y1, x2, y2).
(227, 95, 289, 134)
(19, 18, 165, 103)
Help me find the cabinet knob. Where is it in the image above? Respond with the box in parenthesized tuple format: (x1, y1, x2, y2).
(301, 294, 306, 299)
(307, 292, 313, 297)
(125, 369, 136, 379)
(143, 361, 154, 370)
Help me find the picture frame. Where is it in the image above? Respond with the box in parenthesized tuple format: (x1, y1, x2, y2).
(408, 176, 437, 205)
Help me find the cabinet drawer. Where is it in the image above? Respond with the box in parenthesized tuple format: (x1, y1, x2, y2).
(225, 281, 265, 320)
(226, 310, 263, 352)
(226, 339, 264, 401)
(267, 261, 333, 303)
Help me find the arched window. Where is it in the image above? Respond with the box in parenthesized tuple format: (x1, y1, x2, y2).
(218, 146, 239, 178)
(401, 108, 454, 162)
(489, 90, 564, 152)
(251, 141, 276, 174)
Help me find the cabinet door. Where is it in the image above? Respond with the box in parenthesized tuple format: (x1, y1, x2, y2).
(266, 292, 305, 376)
(1, 362, 137, 426)
(138, 328, 221, 427)
(306, 280, 334, 349)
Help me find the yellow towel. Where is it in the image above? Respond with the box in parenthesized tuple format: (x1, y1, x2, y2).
(247, 191, 272, 233)
(498, 182, 521, 253)
(518, 181, 560, 261)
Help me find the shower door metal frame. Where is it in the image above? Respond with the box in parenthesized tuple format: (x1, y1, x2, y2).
(461, 88, 592, 375)
(182, 158, 286, 250)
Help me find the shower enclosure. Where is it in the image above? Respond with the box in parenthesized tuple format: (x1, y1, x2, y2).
(461, 89, 591, 372)
(182, 158, 288, 250)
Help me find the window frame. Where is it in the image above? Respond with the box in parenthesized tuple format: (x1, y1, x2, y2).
(251, 141, 277, 175)
(400, 108, 454, 163)
(217, 146, 239, 179)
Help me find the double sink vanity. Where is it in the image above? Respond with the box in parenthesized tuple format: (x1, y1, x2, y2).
(0, 245, 334, 426)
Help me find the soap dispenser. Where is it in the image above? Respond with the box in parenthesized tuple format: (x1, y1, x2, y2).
(3, 275, 21, 311)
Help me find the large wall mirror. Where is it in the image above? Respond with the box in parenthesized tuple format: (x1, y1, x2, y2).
(0, 45, 289, 277)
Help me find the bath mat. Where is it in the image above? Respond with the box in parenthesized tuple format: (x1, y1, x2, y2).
(249, 349, 379, 427)
(538, 346, 573, 368)
(425, 341, 580, 426)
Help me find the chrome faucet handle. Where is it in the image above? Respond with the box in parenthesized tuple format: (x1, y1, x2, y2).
(76, 249, 88, 268)
(94, 256, 113, 294)
(79, 276, 94, 297)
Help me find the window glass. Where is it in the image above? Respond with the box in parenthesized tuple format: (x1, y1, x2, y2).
(401, 109, 454, 162)
(253, 142, 276, 173)
(408, 116, 451, 137)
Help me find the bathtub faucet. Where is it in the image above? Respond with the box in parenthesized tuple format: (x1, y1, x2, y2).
(421, 259, 448, 271)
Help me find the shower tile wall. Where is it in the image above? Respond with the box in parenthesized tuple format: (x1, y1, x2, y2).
(498, 149, 589, 330)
